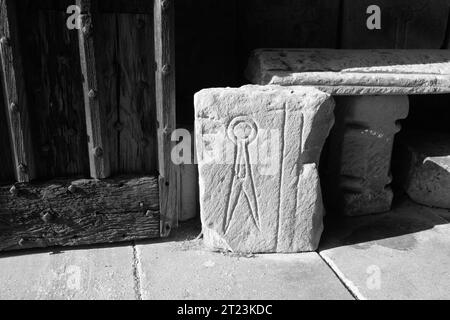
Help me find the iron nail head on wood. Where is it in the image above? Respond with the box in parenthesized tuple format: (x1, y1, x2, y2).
(9, 102, 18, 113)
(162, 64, 171, 75)
(41, 211, 54, 223)
(161, 0, 170, 11)
(93, 147, 103, 158)
(82, 18, 92, 37)
(9, 185, 18, 196)
(68, 184, 77, 194)
(0, 36, 9, 46)
(88, 89, 97, 99)
(18, 163, 27, 173)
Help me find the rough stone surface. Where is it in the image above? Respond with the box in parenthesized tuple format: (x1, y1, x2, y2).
(325, 96, 409, 216)
(397, 132, 450, 209)
(320, 199, 450, 300)
(194, 85, 334, 253)
(0, 245, 136, 299)
(246, 49, 450, 95)
(136, 224, 353, 300)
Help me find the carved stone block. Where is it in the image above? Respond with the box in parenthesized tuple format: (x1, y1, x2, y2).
(396, 132, 450, 209)
(194, 85, 335, 253)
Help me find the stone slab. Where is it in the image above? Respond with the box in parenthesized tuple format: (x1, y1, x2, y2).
(136, 234, 353, 300)
(0, 244, 136, 300)
(194, 85, 335, 253)
(320, 199, 450, 300)
(246, 49, 450, 95)
(397, 132, 450, 209)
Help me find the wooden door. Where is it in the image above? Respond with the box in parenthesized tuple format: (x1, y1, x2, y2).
(0, 0, 178, 251)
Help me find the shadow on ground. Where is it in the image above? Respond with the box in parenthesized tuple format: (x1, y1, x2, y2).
(320, 195, 450, 251)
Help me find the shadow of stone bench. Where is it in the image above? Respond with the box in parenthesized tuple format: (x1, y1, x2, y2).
(246, 49, 450, 216)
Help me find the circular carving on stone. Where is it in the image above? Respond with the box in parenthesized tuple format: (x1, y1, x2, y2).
(227, 116, 258, 145)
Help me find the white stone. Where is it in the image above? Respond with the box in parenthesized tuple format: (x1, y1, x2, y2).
(194, 85, 335, 253)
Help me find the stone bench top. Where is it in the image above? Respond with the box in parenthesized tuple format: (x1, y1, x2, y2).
(246, 49, 450, 95)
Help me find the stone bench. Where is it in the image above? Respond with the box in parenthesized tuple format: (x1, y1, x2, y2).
(246, 49, 450, 216)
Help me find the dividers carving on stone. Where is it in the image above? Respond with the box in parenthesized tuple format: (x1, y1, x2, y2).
(195, 85, 334, 253)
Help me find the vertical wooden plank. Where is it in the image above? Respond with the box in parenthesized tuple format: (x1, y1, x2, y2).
(341, 0, 449, 49)
(97, 0, 153, 13)
(0, 0, 35, 182)
(77, 0, 111, 179)
(154, 0, 179, 237)
(117, 13, 158, 174)
(18, 10, 89, 179)
(0, 82, 14, 183)
(95, 13, 119, 175)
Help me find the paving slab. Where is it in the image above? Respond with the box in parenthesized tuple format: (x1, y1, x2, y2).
(135, 224, 353, 300)
(319, 199, 450, 300)
(0, 244, 136, 300)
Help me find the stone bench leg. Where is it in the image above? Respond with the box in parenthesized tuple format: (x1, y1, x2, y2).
(326, 96, 409, 216)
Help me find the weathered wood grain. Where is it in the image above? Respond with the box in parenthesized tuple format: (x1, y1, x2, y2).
(78, 0, 111, 179)
(18, 10, 89, 179)
(118, 14, 157, 174)
(95, 13, 119, 174)
(0, 84, 14, 183)
(0, 0, 36, 182)
(97, 0, 152, 14)
(94, 13, 158, 175)
(0, 176, 160, 252)
(18, 0, 152, 14)
(154, 0, 179, 237)
(341, 0, 449, 49)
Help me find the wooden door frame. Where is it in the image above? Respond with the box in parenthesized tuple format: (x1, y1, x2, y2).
(77, 0, 179, 238)
(0, 0, 179, 252)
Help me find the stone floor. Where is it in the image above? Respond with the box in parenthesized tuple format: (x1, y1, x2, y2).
(0, 197, 449, 300)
